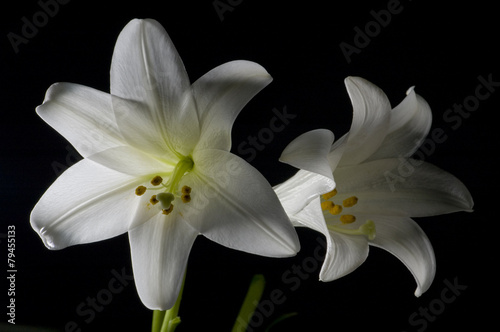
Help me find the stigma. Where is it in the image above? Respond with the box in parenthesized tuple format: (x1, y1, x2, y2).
(134, 156, 194, 215)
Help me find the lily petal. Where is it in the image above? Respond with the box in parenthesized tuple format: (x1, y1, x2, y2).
(368, 215, 436, 297)
(279, 129, 335, 180)
(320, 230, 369, 282)
(129, 213, 198, 310)
(367, 87, 432, 161)
(30, 159, 146, 250)
(291, 197, 369, 281)
(36, 83, 124, 157)
(333, 159, 474, 217)
(334, 77, 392, 166)
(183, 149, 300, 257)
(289, 197, 329, 232)
(274, 170, 335, 217)
(192, 60, 273, 151)
(87, 146, 172, 176)
(110, 96, 178, 160)
(110, 19, 199, 157)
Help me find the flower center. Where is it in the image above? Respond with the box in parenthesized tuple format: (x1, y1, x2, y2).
(320, 189, 376, 240)
(134, 156, 194, 215)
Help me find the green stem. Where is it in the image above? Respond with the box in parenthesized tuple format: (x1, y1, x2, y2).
(232, 274, 266, 332)
(161, 272, 186, 332)
(152, 271, 186, 332)
(152, 310, 166, 332)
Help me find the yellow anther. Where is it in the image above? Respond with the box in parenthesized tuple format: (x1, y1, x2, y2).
(150, 195, 159, 205)
(181, 194, 191, 203)
(329, 204, 343, 215)
(322, 189, 337, 200)
(321, 201, 335, 210)
(342, 196, 358, 208)
(181, 185, 192, 195)
(151, 176, 163, 186)
(340, 215, 356, 224)
(162, 204, 174, 215)
(135, 186, 147, 196)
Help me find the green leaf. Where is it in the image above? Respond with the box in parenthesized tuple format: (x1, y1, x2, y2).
(265, 312, 298, 331)
(232, 274, 266, 332)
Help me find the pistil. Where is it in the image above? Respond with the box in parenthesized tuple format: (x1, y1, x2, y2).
(328, 220, 376, 240)
(134, 156, 194, 215)
(166, 157, 194, 193)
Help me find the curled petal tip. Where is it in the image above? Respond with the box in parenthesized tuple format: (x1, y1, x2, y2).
(279, 129, 335, 180)
(406, 86, 416, 95)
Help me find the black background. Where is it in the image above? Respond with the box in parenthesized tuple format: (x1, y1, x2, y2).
(1, 0, 498, 331)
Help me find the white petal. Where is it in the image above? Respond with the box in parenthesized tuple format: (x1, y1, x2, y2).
(369, 216, 436, 297)
(290, 197, 329, 232)
(30, 159, 147, 250)
(110, 96, 178, 160)
(320, 230, 369, 282)
(273, 170, 335, 217)
(292, 198, 369, 281)
(279, 129, 335, 180)
(36, 83, 124, 157)
(129, 213, 198, 310)
(367, 87, 433, 160)
(334, 77, 391, 166)
(192, 60, 273, 151)
(333, 159, 474, 217)
(87, 146, 172, 176)
(182, 149, 300, 257)
(110, 19, 199, 157)
(327, 134, 349, 171)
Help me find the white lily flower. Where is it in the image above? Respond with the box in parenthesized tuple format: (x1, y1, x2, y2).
(31, 19, 299, 310)
(274, 77, 473, 297)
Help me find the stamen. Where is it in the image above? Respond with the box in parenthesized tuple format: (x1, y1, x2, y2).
(329, 204, 343, 215)
(342, 196, 358, 208)
(135, 186, 147, 196)
(328, 220, 376, 240)
(340, 215, 356, 224)
(321, 201, 335, 210)
(322, 189, 337, 200)
(151, 176, 163, 186)
(162, 204, 174, 215)
(150, 195, 159, 205)
(135, 158, 194, 215)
